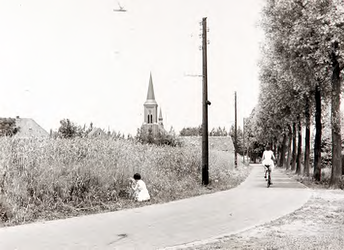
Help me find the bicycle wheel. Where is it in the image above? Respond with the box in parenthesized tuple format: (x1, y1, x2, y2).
(267, 172, 271, 188)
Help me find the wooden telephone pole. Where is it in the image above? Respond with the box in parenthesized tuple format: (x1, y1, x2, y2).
(243, 117, 245, 164)
(234, 91, 237, 168)
(201, 17, 210, 185)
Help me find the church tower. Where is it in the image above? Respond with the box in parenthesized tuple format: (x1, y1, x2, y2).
(144, 73, 158, 124)
(142, 73, 165, 136)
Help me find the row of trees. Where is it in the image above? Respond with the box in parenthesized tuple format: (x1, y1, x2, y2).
(180, 125, 248, 155)
(179, 126, 229, 137)
(246, 0, 344, 187)
(54, 118, 179, 146)
(135, 126, 178, 146)
(51, 119, 128, 140)
(53, 119, 94, 139)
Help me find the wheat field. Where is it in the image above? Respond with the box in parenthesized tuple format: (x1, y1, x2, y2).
(0, 137, 247, 226)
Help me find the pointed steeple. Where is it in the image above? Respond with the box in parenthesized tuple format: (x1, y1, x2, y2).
(159, 108, 163, 120)
(146, 72, 155, 100)
(158, 108, 163, 126)
(144, 72, 158, 124)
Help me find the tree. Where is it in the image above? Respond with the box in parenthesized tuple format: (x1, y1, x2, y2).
(0, 118, 20, 137)
(314, 84, 322, 180)
(243, 108, 266, 162)
(330, 40, 344, 187)
(179, 126, 202, 136)
(210, 126, 228, 136)
(296, 118, 303, 175)
(304, 95, 311, 176)
(229, 125, 244, 155)
(136, 127, 179, 146)
(278, 129, 288, 168)
(56, 120, 94, 139)
(57, 119, 78, 138)
(285, 124, 293, 170)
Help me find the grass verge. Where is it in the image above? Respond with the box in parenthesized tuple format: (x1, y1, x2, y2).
(284, 166, 344, 190)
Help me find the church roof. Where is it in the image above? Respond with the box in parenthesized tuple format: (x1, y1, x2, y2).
(88, 127, 107, 138)
(145, 73, 157, 104)
(13, 117, 49, 138)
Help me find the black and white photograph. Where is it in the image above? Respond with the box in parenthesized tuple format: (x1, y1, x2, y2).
(0, 0, 343, 249)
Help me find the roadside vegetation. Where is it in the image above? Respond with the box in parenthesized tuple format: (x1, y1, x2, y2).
(0, 135, 249, 227)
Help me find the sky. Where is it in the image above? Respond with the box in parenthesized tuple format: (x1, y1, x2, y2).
(0, 0, 264, 136)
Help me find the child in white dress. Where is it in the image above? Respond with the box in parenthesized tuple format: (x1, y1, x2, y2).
(262, 145, 275, 179)
(130, 173, 150, 202)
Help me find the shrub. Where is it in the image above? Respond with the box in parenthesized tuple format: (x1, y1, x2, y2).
(0, 118, 19, 137)
(135, 127, 180, 146)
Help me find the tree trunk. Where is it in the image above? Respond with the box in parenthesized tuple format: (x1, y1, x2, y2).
(277, 144, 281, 167)
(296, 119, 302, 175)
(279, 131, 287, 168)
(273, 142, 277, 158)
(314, 84, 322, 181)
(286, 124, 292, 170)
(330, 45, 342, 188)
(291, 122, 297, 171)
(304, 96, 311, 177)
(342, 154, 344, 175)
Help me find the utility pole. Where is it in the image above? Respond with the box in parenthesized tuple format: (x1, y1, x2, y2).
(243, 117, 245, 164)
(234, 91, 237, 168)
(201, 17, 210, 185)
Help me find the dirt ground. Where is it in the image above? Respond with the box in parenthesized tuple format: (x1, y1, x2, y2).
(183, 189, 344, 250)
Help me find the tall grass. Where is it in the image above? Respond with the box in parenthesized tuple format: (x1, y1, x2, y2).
(0, 137, 245, 225)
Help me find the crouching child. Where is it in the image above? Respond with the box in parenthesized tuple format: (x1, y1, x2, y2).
(130, 173, 150, 202)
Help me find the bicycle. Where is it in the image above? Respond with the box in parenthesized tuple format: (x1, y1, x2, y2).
(264, 165, 272, 188)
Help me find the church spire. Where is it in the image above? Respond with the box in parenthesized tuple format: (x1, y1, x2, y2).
(158, 108, 163, 126)
(141, 72, 165, 135)
(146, 72, 155, 101)
(144, 72, 158, 124)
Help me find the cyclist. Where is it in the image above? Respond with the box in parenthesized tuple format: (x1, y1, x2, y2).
(262, 145, 275, 184)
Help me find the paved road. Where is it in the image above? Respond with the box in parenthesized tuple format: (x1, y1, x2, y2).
(0, 165, 311, 250)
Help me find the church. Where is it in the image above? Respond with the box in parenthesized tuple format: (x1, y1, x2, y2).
(141, 73, 165, 137)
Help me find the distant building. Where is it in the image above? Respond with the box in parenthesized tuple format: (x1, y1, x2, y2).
(141, 73, 165, 137)
(13, 117, 49, 138)
(88, 127, 107, 138)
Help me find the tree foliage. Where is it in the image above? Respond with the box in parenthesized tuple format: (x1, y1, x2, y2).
(251, 0, 344, 185)
(136, 127, 179, 146)
(0, 118, 20, 137)
(228, 125, 245, 155)
(57, 119, 93, 139)
(179, 126, 202, 136)
(210, 127, 228, 136)
(180, 126, 228, 137)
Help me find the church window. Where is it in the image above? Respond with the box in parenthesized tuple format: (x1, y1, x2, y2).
(148, 110, 153, 123)
(147, 114, 153, 123)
